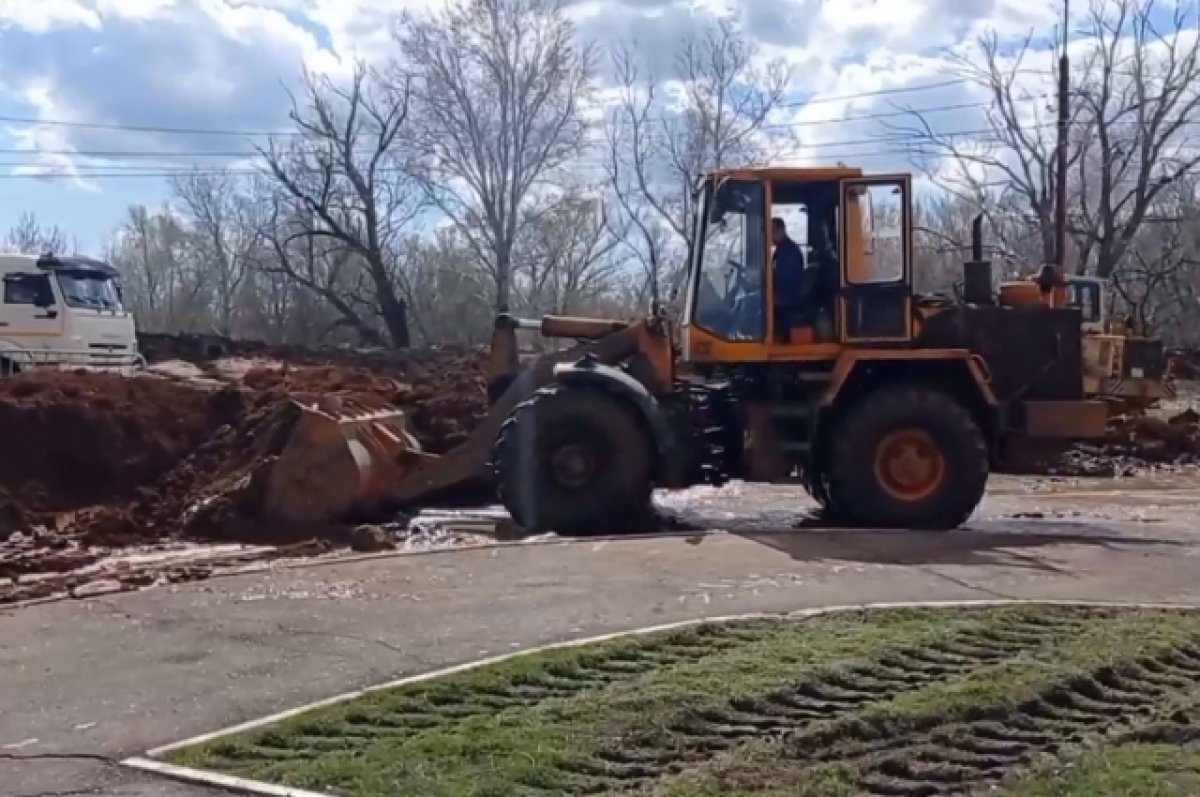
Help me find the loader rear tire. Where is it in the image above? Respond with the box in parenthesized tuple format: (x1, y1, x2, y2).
(826, 386, 987, 530)
(494, 385, 654, 535)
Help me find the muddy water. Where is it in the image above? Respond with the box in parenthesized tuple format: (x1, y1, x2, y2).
(404, 469, 1200, 542)
(8, 471, 1199, 607)
(651, 471, 1200, 539)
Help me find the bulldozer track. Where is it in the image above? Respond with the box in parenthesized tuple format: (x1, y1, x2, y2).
(546, 612, 1100, 792)
(212, 621, 789, 760)
(165, 606, 1200, 797)
(785, 641, 1200, 796)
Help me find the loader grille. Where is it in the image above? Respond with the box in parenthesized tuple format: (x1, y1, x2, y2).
(1122, 339, 1165, 379)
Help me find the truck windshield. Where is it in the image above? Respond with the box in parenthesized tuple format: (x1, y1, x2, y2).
(55, 269, 124, 311)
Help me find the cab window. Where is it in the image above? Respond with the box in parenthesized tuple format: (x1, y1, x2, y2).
(692, 179, 766, 341)
(847, 181, 906, 285)
(4, 273, 54, 306)
(1066, 281, 1102, 323)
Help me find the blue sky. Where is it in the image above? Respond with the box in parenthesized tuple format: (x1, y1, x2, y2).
(0, 0, 1114, 254)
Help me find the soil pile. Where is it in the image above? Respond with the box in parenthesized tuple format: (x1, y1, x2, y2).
(0, 344, 493, 604)
(75, 392, 313, 548)
(1050, 409, 1200, 477)
(236, 351, 488, 453)
(66, 348, 489, 548)
(0, 370, 239, 513)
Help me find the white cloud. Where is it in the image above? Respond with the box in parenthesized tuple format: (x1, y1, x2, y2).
(0, 0, 1188, 224)
(0, 0, 100, 33)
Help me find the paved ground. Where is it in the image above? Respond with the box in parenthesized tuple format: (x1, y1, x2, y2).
(4, 475, 1200, 796)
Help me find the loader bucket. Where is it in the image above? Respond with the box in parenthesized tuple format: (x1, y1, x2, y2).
(261, 397, 425, 525)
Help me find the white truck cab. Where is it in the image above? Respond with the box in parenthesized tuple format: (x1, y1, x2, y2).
(0, 252, 140, 374)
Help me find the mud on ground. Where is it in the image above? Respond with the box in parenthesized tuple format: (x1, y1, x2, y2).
(0, 338, 490, 605)
(3, 335, 1200, 606)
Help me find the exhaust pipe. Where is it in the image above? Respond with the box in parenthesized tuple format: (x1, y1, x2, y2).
(962, 214, 994, 305)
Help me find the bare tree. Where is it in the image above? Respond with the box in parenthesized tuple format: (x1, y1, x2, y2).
(4, 212, 71, 256)
(107, 204, 198, 331)
(1072, 0, 1200, 278)
(894, 0, 1200, 281)
(259, 62, 422, 348)
(515, 193, 624, 316)
(398, 230, 495, 346)
(256, 186, 395, 346)
(1108, 176, 1200, 335)
(604, 16, 792, 304)
(394, 0, 596, 313)
(171, 170, 263, 336)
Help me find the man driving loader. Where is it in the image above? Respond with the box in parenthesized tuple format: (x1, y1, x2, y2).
(771, 216, 815, 341)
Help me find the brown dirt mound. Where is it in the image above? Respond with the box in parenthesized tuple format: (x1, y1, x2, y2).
(0, 487, 29, 542)
(0, 370, 239, 513)
(236, 352, 488, 454)
(73, 390, 306, 548)
(1, 347, 492, 604)
(71, 349, 490, 548)
(1007, 408, 1200, 477)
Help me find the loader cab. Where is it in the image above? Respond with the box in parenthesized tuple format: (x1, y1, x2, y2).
(1064, 276, 1105, 331)
(682, 167, 914, 363)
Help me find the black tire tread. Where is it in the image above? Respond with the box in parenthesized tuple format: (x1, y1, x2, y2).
(826, 385, 988, 530)
(493, 385, 654, 534)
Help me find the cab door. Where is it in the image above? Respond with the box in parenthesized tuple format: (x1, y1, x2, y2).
(838, 175, 913, 343)
(2, 272, 64, 341)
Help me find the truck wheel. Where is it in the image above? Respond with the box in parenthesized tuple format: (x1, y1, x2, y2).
(826, 386, 987, 530)
(494, 385, 654, 535)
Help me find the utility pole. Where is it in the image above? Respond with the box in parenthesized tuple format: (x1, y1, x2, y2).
(1054, 0, 1070, 277)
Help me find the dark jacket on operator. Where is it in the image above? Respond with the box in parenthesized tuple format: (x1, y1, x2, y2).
(773, 236, 807, 309)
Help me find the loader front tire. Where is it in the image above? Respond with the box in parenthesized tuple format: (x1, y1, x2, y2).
(494, 386, 654, 535)
(826, 386, 987, 530)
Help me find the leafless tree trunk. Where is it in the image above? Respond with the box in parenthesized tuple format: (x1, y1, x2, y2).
(604, 16, 792, 304)
(893, 0, 1200, 281)
(393, 0, 596, 313)
(1072, 0, 1200, 278)
(516, 195, 624, 316)
(4, 212, 70, 256)
(171, 170, 261, 336)
(1108, 176, 1200, 336)
(259, 62, 422, 348)
(255, 188, 390, 347)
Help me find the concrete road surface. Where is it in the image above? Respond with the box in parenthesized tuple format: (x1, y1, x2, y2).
(4, 476, 1200, 796)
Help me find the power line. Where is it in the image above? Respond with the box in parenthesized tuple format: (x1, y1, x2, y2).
(0, 74, 1060, 140)
(0, 115, 290, 138)
(0, 145, 1010, 181)
(760, 96, 1049, 130)
(0, 117, 1058, 166)
(776, 70, 1057, 109)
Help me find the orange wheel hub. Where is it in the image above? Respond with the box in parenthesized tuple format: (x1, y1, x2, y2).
(872, 428, 946, 503)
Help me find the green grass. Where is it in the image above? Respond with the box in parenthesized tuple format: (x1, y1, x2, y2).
(165, 606, 1200, 797)
(1004, 743, 1200, 796)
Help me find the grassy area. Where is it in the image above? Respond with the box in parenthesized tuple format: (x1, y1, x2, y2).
(166, 606, 1200, 797)
(1004, 742, 1200, 796)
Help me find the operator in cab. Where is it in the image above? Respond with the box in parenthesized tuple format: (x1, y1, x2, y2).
(771, 216, 815, 341)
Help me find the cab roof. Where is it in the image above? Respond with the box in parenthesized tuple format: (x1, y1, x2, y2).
(706, 165, 867, 182)
(0, 252, 119, 277)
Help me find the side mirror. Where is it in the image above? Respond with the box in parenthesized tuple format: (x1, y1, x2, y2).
(709, 177, 748, 224)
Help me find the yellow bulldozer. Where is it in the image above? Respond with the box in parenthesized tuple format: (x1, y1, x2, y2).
(261, 166, 1112, 533)
(997, 268, 1171, 415)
